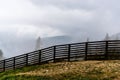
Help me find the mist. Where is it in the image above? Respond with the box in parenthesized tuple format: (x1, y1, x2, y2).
(0, 0, 120, 58)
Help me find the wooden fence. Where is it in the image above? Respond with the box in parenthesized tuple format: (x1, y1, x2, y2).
(0, 40, 120, 72)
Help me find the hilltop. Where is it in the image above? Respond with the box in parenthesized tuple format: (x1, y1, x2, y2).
(1, 60, 120, 80)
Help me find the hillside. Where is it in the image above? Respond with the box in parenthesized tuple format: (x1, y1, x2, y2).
(41, 36, 73, 48)
(110, 33, 120, 40)
(3, 35, 73, 58)
(1, 60, 120, 80)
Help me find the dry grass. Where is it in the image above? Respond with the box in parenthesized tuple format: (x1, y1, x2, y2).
(16, 60, 120, 80)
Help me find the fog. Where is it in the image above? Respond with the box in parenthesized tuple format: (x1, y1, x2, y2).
(0, 0, 119, 58)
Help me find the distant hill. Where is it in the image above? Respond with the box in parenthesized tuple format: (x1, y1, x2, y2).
(41, 36, 73, 48)
(110, 33, 120, 40)
(3, 35, 73, 58)
(3, 35, 88, 58)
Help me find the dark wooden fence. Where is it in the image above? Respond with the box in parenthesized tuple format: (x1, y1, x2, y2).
(1, 40, 120, 72)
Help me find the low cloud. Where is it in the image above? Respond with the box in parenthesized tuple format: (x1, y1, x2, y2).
(0, 0, 119, 57)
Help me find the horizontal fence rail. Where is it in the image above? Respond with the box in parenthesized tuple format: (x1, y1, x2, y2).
(1, 40, 120, 72)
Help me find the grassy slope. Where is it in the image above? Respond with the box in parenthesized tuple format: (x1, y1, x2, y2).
(1, 60, 120, 80)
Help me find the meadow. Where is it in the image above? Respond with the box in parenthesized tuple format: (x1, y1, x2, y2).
(0, 60, 120, 80)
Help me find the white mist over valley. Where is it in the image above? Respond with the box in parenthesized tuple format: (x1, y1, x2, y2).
(0, 0, 119, 59)
(1, 33, 120, 59)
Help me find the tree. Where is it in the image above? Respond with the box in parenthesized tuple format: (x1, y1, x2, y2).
(86, 37, 90, 42)
(104, 33, 110, 41)
(35, 37, 41, 50)
(0, 49, 4, 60)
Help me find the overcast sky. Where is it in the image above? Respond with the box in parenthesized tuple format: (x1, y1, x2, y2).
(0, 0, 120, 58)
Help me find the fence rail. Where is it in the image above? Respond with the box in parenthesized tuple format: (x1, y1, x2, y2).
(1, 40, 120, 72)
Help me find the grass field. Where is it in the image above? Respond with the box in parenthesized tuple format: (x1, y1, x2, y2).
(1, 60, 120, 80)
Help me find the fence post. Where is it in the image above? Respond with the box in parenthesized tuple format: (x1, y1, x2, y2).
(13, 57, 15, 70)
(68, 44, 71, 61)
(39, 50, 41, 64)
(85, 42, 88, 60)
(53, 46, 56, 63)
(105, 41, 108, 60)
(26, 54, 28, 66)
(3, 60, 5, 72)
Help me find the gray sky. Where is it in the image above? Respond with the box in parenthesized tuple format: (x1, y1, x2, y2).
(0, 0, 120, 58)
